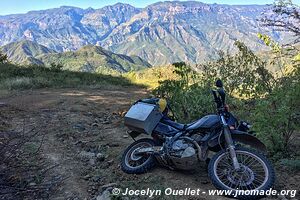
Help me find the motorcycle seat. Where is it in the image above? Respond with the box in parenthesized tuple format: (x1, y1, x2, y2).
(160, 117, 185, 130)
(161, 115, 220, 131)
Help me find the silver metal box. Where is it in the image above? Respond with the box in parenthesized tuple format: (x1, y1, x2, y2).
(124, 102, 163, 134)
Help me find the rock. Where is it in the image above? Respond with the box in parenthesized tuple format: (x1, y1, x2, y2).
(29, 182, 36, 186)
(91, 176, 102, 182)
(0, 102, 7, 107)
(79, 151, 96, 159)
(41, 108, 51, 112)
(100, 183, 117, 191)
(96, 190, 110, 200)
(73, 123, 86, 131)
(201, 180, 209, 184)
(107, 159, 114, 164)
(92, 123, 99, 127)
(102, 120, 110, 124)
(89, 158, 96, 165)
(82, 174, 91, 180)
(123, 135, 128, 138)
(108, 142, 119, 147)
(96, 153, 105, 161)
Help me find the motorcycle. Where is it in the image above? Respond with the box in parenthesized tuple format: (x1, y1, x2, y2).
(121, 80, 275, 199)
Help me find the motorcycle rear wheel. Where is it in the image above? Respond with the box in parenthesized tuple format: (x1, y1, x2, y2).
(121, 138, 156, 174)
(208, 147, 275, 200)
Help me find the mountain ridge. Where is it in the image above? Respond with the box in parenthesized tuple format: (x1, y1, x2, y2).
(0, 40, 151, 73)
(0, 1, 288, 65)
(0, 40, 56, 65)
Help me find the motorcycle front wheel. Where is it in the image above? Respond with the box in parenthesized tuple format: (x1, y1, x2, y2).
(121, 138, 156, 174)
(208, 147, 275, 199)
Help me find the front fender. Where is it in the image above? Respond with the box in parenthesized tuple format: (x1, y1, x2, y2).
(231, 130, 267, 153)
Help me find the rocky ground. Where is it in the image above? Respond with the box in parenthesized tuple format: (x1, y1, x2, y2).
(0, 87, 298, 200)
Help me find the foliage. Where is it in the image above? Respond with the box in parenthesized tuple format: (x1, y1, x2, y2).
(259, 0, 300, 44)
(280, 158, 300, 170)
(38, 45, 151, 73)
(124, 65, 178, 89)
(256, 11, 300, 154)
(198, 41, 274, 98)
(154, 62, 213, 123)
(0, 63, 134, 90)
(0, 51, 8, 64)
(153, 40, 299, 156)
(252, 66, 300, 154)
(49, 63, 64, 72)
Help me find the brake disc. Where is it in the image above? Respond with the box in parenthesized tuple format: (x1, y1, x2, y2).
(227, 165, 255, 187)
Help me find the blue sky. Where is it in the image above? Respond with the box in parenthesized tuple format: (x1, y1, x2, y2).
(1, 0, 299, 15)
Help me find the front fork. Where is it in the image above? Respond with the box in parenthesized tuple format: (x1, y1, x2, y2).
(220, 115, 240, 170)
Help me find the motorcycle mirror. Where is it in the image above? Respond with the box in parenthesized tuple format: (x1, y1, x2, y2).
(216, 79, 223, 88)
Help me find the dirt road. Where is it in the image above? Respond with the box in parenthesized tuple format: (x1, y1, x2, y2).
(0, 87, 297, 200)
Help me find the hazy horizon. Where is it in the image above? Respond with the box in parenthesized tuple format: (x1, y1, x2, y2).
(2, 0, 298, 16)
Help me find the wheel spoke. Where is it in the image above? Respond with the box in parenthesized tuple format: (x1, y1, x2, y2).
(214, 150, 268, 190)
(125, 142, 152, 169)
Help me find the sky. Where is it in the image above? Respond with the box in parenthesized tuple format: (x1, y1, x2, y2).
(0, 0, 299, 15)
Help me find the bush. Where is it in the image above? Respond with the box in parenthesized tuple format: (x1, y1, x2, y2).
(49, 63, 63, 72)
(2, 77, 34, 90)
(154, 62, 213, 123)
(0, 51, 8, 64)
(0, 63, 135, 90)
(252, 66, 300, 154)
(280, 158, 300, 170)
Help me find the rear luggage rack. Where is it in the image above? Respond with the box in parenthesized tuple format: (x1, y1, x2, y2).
(124, 102, 163, 134)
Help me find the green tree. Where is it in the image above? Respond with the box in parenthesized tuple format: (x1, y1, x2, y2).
(0, 51, 8, 64)
(198, 41, 274, 98)
(154, 62, 212, 122)
(49, 63, 64, 72)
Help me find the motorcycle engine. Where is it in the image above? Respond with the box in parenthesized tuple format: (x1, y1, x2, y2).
(168, 139, 198, 170)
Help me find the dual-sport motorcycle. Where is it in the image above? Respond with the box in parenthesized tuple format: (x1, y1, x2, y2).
(121, 80, 275, 199)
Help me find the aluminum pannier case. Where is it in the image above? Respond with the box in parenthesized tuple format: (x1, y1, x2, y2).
(124, 102, 163, 134)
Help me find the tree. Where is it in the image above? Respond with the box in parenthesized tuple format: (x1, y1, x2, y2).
(259, 0, 300, 44)
(255, 1, 300, 154)
(198, 41, 274, 98)
(49, 62, 63, 72)
(0, 51, 8, 64)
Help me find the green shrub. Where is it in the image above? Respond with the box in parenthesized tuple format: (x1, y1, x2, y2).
(2, 77, 34, 90)
(0, 51, 8, 64)
(154, 62, 213, 123)
(0, 63, 135, 90)
(252, 66, 300, 154)
(49, 63, 63, 72)
(280, 158, 300, 170)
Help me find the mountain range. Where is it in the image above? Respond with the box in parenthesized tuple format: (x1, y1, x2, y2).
(0, 40, 151, 72)
(0, 1, 286, 66)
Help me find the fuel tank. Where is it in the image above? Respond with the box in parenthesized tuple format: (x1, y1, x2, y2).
(186, 114, 220, 131)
